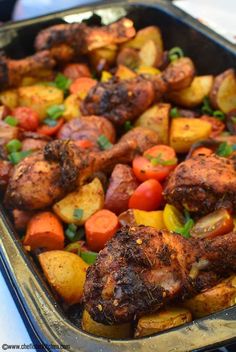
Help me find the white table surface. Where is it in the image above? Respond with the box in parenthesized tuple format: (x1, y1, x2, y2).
(1, 0, 236, 349)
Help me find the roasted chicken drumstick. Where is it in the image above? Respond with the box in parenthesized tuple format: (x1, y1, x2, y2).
(4, 127, 158, 210)
(81, 57, 195, 125)
(164, 153, 236, 215)
(83, 226, 236, 324)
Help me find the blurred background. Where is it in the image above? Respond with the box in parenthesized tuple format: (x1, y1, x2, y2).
(0, 0, 235, 45)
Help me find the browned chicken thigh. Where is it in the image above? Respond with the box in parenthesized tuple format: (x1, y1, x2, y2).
(83, 226, 236, 324)
(81, 57, 195, 125)
(35, 18, 135, 54)
(164, 154, 236, 215)
(0, 51, 55, 88)
(4, 127, 158, 210)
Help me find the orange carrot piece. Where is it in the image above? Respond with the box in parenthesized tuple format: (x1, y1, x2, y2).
(23, 211, 65, 251)
(85, 209, 119, 252)
(69, 77, 97, 97)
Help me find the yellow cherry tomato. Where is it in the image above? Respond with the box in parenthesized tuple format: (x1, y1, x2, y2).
(163, 204, 184, 232)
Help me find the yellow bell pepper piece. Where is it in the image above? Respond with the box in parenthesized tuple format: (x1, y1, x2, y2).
(163, 204, 185, 232)
(101, 70, 113, 82)
(133, 210, 166, 230)
(136, 66, 160, 76)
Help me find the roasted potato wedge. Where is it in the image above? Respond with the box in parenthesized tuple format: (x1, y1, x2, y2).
(63, 93, 81, 121)
(170, 118, 212, 153)
(139, 39, 163, 68)
(167, 75, 214, 108)
(135, 103, 170, 144)
(122, 26, 163, 52)
(117, 47, 140, 70)
(104, 164, 139, 215)
(53, 178, 104, 225)
(18, 85, 64, 120)
(135, 307, 192, 337)
(82, 310, 132, 338)
(115, 65, 137, 80)
(209, 69, 236, 113)
(0, 89, 18, 108)
(39, 250, 89, 305)
(183, 276, 236, 318)
(119, 209, 166, 230)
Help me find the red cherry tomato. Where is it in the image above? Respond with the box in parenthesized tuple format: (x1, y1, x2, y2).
(13, 107, 39, 131)
(37, 118, 64, 136)
(128, 179, 163, 211)
(133, 145, 177, 182)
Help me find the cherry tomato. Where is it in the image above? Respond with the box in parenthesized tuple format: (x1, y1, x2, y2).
(133, 145, 177, 182)
(63, 63, 91, 81)
(128, 179, 163, 211)
(200, 115, 225, 137)
(190, 208, 234, 239)
(37, 118, 64, 136)
(13, 107, 39, 131)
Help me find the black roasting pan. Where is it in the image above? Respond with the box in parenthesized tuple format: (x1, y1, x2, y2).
(0, 1, 236, 351)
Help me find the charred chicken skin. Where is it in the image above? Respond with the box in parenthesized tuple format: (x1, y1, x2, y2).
(35, 18, 135, 53)
(164, 154, 236, 215)
(4, 127, 158, 210)
(0, 51, 55, 88)
(83, 226, 236, 324)
(81, 57, 195, 125)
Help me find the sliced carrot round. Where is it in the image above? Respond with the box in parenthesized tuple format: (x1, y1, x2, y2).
(85, 209, 119, 252)
(23, 211, 65, 251)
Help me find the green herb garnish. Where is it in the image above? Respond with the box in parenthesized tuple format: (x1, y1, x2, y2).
(213, 110, 225, 121)
(231, 116, 236, 124)
(168, 47, 184, 62)
(43, 118, 58, 127)
(97, 134, 113, 150)
(146, 153, 177, 166)
(170, 107, 180, 118)
(201, 97, 213, 115)
(65, 223, 78, 241)
(8, 150, 32, 165)
(80, 251, 98, 265)
(54, 73, 71, 92)
(6, 139, 22, 153)
(176, 218, 194, 238)
(73, 208, 84, 220)
(124, 121, 133, 132)
(216, 142, 234, 157)
(4, 116, 19, 126)
(47, 104, 65, 120)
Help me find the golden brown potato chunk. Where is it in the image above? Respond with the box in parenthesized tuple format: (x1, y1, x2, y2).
(135, 307, 192, 337)
(210, 69, 236, 113)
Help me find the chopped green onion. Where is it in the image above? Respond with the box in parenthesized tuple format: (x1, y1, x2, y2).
(8, 150, 32, 165)
(80, 251, 98, 265)
(176, 218, 194, 238)
(146, 153, 177, 166)
(55, 73, 71, 92)
(43, 118, 58, 127)
(73, 208, 84, 220)
(216, 142, 233, 157)
(170, 107, 180, 118)
(124, 120, 133, 132)
(6, 139, 22, 153)
(47, 105, 65, 120)
(213, 110, 225, 121)
(168, 47, 184, 62)
(65, 223, 77, 241)
(201, 97, 213, 115)
(68, 223, 77, 232)
(4, 115, 19, 126)
(97, 134, 113, 150)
